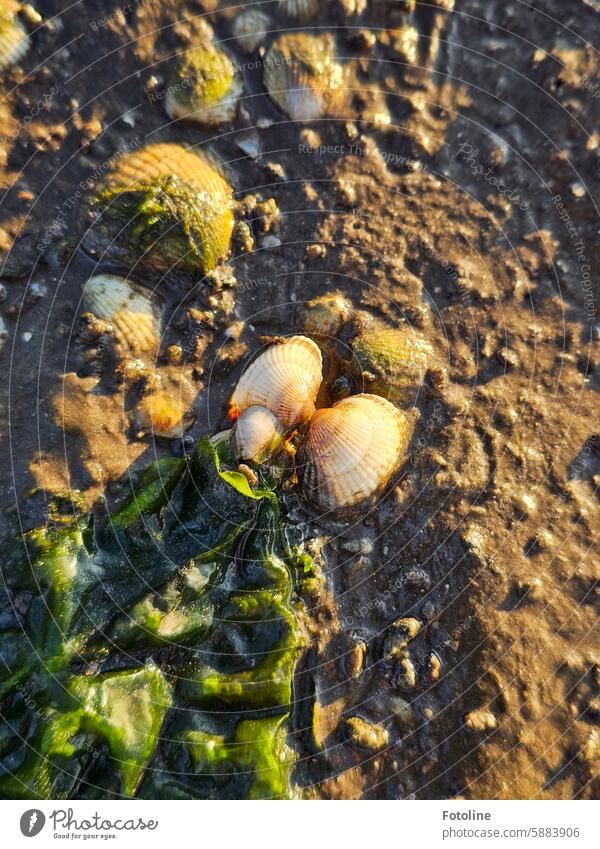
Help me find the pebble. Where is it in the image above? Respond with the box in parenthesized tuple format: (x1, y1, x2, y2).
(464, 709, 497, 732)
(402, 567, 432, 593)
(421, 600, 436, 620)
(394, 653, 417, 691)
(346, 716, 389, 750)
(345, 640, 366, 678)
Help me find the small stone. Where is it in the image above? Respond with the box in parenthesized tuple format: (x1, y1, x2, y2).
(21, 332, 33, 343)
(341, 537, 373, 555)
(497, 346, 519, 369)
(514, 577, 544, 603)
(383, 617, 421, 660)
(464, 708, 497, 732)
(238, 463, 258, 486)
(402, 568, 432, 594)
(394, 653, 417, 691)
(346, 716, 389, 750)
(345, 641, 366, 678)
(421, 600, 436, 620)
(569, 181, 586, 198)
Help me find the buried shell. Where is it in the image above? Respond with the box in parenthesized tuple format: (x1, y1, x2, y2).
(298, 394, 410, 511)
(229, 335, 322, 428)
(351, 322, 434, 402)
(231, 9, 271, 54)
(81, 143, 234, 277)
(297, 292, 352, 338)
(134, 391, 195, 439)
(278, 0, 318, 19)
(82, 274, 161, 359)
(0, 1, 30, 70)
(263, 33, 344, 121)
(165, 43, 243, 125)
(232, 405, 285, 463)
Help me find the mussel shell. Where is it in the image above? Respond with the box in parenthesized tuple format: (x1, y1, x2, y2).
(230, 335, 323, 428)
(80, 143, 234, 277)
(298, 394, 410, 510)
(232, 405, 285, 462)
(82, 274, 160, 358)
(263, 33, 344, 121)
(0, 2, 29, 70)
(165, 44, 243, 125)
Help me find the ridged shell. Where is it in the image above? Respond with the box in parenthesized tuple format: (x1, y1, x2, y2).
(83, 274, 160, 358)
(0, 2, 29, 70)
(232, 405, 285, 462)
(81, 143, 234, 277)
(263, 33, 344, 121)
(298, 394, 410, 510)
(230, 335, 323, 427)
(278, 0, 318, 19)
(297, 293, 352, 337)
(135, 391, 195, 438)
(165, 44, 243, 125)
(231, 9, 271, 54)
(352, 324, 433, 402)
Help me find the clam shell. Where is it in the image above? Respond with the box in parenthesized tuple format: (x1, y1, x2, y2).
(165, 43, 243, 125)
(232, 405, 285, 462)
(231, 9, 271, 53)
(81, 143, 234, 276)
(0, 2, 29, 70)
(230, 335, 323, 428)
(263, 33, 344, 121)
(298, 394, 410, 510)
(83, 274, 160, 358)
(134, 391, 195, 438)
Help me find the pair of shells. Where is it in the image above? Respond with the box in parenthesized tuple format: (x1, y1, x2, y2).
(165, 42, 243, 125)
(229, 336, 409, 510)
(0, 1, 30, 70)
(81, 142, 234, 277)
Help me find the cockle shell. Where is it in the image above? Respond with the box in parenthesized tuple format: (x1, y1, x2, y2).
(263, 33, 344, 121)
(0, 1, 29, 70)
(82, 274, 160, 358)
(278, 0, 318, 19)
(231, 9, 271, 54)
(298, 394, 410, 510)
(297, 292, 352, 338)
(134, 391, 195, 439)
(229, 335, 323, 428)
(165, 43, 243, 125)
(232, 405, 285, 463)
(81, 143, 234, 277)
(351, 322, 433, 402)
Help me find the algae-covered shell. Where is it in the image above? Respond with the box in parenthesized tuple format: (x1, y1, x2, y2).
(278, 0, 318, 19)
(232, 9, 270, 54)
(0, 1, 29, 70)
(81, 143, 234, 277)
(83, 274, 160, 358)
(297, 292, 352, 338)
(134, 391, 195, 438)
(263, 33, 344, 122)
(165, 43, 243, 125)
(232, 405, 285, 463)
(298, 394, 410, 511)
(352, 323, 433, 402)
(230, 335, 323, 428)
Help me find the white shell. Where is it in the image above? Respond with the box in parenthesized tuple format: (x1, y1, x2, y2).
(0, 2, 29, 70)
(231, 9, 271, 53)
(230, 335, 323, 428)
(263, 33, 344, 122)
(299, 394, 410, 510)
(83, 274, 160, 358)
(232, 405, 285, 462)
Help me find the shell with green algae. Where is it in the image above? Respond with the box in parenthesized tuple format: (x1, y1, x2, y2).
(351, 322, 434, 402)
(263, 32, 344, 122)
(81, 142, 234, 277)
(165, 43, 243, 125)
(0, 1, 30, 70)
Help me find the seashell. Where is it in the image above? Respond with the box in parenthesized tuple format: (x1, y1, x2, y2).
(278, 0, 318, 19)
(298, 394, 410, 510)
(232, 405, 285, 463)
(0, 1, 30, 70)
(229, 335, 322, 428)
(263, 33, 344, 122)
(82, 274, 160, 359)
(351, 321, 433, 402)
(297, 292, 352, 338)
(134, 391, 195, 438)
(165, 43, 243, 125)
(81, 143, 234, 277)
(231, 9, 271, 54)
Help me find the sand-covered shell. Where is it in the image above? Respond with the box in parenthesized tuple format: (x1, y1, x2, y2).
(351, 323, 433, 402)
(232, 405, 285, 463)
(134, 391, 195, 439)
(230, 335, 323, 428)
(298, 394, 410, 511)
(0, 1, 29, 70)
(82, 274, 160, 358)
(263, 33, 344, 121)
(232, 8, 271, 54)
(297, 292, 352, 338)
(165, 43, 242, 125)
(81, 143, 234, 277)
(278, 0, 318, 19)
